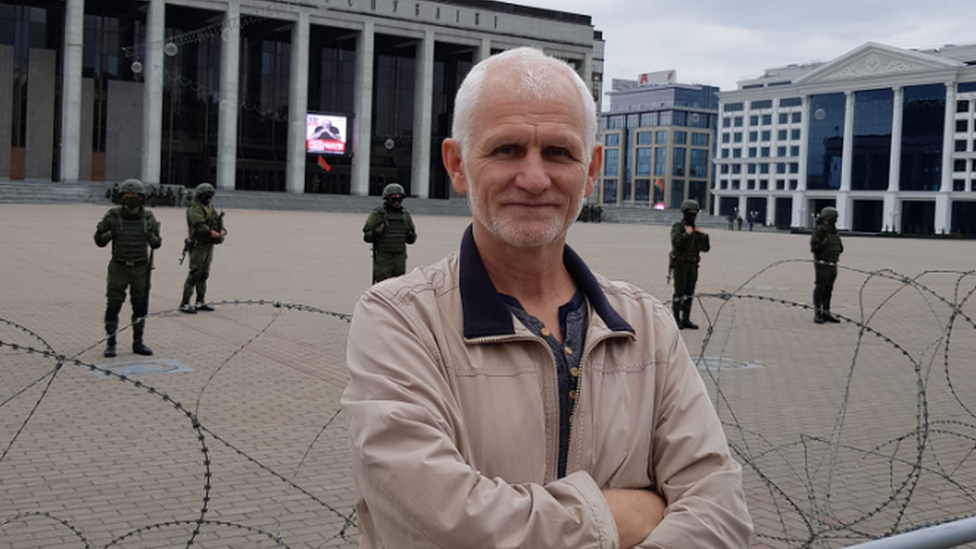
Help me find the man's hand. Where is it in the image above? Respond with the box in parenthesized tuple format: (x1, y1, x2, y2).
(210, 230, 222, 239)
(695, 227, 708, 235)
(603, 488, 667, 548)
(684, 225, 694, 235)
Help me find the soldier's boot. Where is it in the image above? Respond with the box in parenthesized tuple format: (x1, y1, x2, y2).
(104, 335, 117, 358)
(131, 299, 153, 356)
(672, 299, 684, 330)
(813, 291, 825, 324)
(195, 282, 214, 312)
(681, 299, 699, 330)
(180, 275, 198, 313)
(823, 297, 840, 323)
(104, 300, 123, 357)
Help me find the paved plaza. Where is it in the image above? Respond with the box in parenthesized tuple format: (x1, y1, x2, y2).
(2, 203, 975, 548)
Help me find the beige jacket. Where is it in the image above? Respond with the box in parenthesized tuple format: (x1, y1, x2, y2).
(342, 228, 752, 548)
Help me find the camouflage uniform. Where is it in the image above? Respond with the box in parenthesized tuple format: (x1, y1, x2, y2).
(180, 183, 226, 313)
(670, 200, 710, 329)
(93, 179, 162, 357)
(363, 183, 417, 283)
(810, 206, 843, 324)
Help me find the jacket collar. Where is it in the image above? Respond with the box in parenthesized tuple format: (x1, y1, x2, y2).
(459, 225, 634, 339)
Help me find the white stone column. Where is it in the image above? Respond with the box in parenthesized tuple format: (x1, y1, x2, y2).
(286, 12, 310, 194)
(216, 3, 241, 191)
(142, 0, 165, 186)
(411, 30, 434, 199)
(350, 22, 374, 197)
(798, 95, 810, 191)
(840, 91, 854, 193)
(477, 38, 491, 63)
(59, 0, 84, 183)
(940, 82, 955, 193)
(884, 87, 903, 232)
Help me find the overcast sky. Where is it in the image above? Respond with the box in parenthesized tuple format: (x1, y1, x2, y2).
(513, 0, 976, 91)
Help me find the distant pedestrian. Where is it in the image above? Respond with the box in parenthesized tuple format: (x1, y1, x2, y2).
(747, 212, 755, 232)
(737, 216, 743, 231)
(179, 183, 227, 314)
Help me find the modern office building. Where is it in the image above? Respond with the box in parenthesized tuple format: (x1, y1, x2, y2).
(714, 41, 976, 235)
(0, 0, 604, 198)
(598, 71, 719, 211)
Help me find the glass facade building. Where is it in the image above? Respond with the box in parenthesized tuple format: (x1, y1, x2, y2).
(0, 0, 604, 199)
(714, 42, 976, 235)
(599, 81, 719, 211)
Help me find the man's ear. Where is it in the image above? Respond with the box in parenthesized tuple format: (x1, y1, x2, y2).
(584, 143, 603, 198)
(442, 139, 467, 195)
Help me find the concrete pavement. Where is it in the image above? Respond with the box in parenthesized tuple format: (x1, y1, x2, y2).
(2, 203, 975, 548)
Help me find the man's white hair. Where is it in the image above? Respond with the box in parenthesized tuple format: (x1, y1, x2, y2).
(451, 47, 597, 158)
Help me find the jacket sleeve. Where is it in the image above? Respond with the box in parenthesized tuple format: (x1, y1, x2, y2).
(639, 328, 753, 548)
(342, 291, 619, 549)
(93, 211, 115, 247)
(146, 212, 163, 250)
(186, 205, 211, 240)
(810, 226, 827, 254)
(362, 210, 385, 243)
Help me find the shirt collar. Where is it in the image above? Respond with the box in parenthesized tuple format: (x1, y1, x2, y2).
(459, 225, 634, 339)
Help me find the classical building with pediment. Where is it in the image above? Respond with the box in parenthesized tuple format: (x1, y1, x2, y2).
(713, 42, 976, 236)
(0, 0, 604, 199)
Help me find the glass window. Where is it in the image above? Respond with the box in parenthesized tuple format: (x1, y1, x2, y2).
(759, 180, 768, 190)
(954, 179, 966, 191)
(901, 84, 946, 191)
(958, 82, 976, 93)
(674, 131, 687, 144)
(654, 146, 667, 176)
(637, 132, 653, 145)
(627, 114, 640, 128)
(722, 133, 730, 143)
(731, 164, 741, 174)
(636, 148, 652, 176)
(734, 132, 743, 143)
(790, 180, 798, 190)
(777, 146, 787, 157)
(791, 129, 801, 140)
(779, 113, 789, 124)
(748, 131, 758, 142)
(724, 102, 744, 112)
(673, 111, 687, 126)
(776, 179, 786, 190)
(762, 130, 771, 141)
(954, 159, 967, 172)
(731, 180, 740, 190)
(790, 145, 800, 156)
(747, 179, 755, 190)
(656, 130, 668, 143)
(955, 139, 967, 152)
(780, 97, 802, 107)
(604, 149, 619, 176)
(748, 163, 757, 174)
(762, 114, 772, 125)
(690, 149, 708, 178)
(634, 179, 650, 204)
(751, 100, 773, 109)
(748, 147, 757, 158)
(605, 134, 620, 146)
(721, 148, 729, 158)
(750, 115, 759, 126)
(778, 129, 788, 140)
(672, 148, 686, 176)
(777, 162, 787, 174)
(609, 116, 625, 129)
(659, 111, 672, 126)
(792, 112, 802, 123)
(670, 180, 685, 209)
(732, 148, 742, 158)
(723, 117, 731, 128)
(760, 163, 769, 174)
(721, 164, 729, 174)
(603, 180, 617, 204)
(956, 119, 969, 132)
(641, 112, 658, 126)
(734, 116, 743, 127)
(789, 162, 799, 174)
(691, 133, 709, 147)
(958, 100, 970, 113)
(688, 112, 709, 128)
(761, 146, 770, 156)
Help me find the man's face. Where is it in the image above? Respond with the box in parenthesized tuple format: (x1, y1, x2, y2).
(443, 73, 600, 249)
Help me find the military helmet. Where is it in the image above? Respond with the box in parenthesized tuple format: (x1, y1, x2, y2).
(120, 178, 146, 196)
(195, 182, 215, 196)
(382, 183, 405, 199)
(820, 206, 838, 219)
(680, 199, 700, 212)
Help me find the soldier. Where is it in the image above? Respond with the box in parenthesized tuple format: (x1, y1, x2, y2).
(179, 183, 227, 314)
(93, 178, 162, 357)
(362, 183, 417, 283)
(669, 199, 710, 330)
(810, 206, 843, 324)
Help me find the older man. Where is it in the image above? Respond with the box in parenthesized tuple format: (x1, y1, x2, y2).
(342, 47, 752, 548)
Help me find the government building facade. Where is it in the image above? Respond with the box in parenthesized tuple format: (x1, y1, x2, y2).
(0, 0, 604, 198)
(713, 42, 976, 235)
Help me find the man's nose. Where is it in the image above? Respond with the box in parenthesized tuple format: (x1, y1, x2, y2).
(515, 150, 550, 194)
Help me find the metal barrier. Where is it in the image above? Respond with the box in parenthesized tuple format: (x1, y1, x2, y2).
(845, 517, 976, 549)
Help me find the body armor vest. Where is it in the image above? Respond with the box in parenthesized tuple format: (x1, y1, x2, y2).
(375, 208, 409, 254)
(112, 209, 150, 263)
